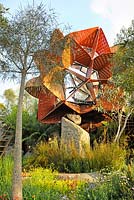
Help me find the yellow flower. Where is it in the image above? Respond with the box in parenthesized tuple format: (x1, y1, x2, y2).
(32, 195, 36, 199)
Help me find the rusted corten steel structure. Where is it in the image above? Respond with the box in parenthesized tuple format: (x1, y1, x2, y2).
(25, 27, 114, 128)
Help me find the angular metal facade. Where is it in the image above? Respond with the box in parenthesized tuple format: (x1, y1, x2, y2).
(25, 27, 114, 126)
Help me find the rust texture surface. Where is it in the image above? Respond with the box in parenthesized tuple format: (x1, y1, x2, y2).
(25, 27, 115, 127)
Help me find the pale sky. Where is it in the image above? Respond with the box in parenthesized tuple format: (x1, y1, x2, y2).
(0, 0, 134, 98)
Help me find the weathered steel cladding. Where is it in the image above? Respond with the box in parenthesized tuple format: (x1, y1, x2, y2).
(25, 27, 114, 125)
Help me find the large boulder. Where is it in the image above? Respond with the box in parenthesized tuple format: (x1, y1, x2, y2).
(61, 117, 90, 154)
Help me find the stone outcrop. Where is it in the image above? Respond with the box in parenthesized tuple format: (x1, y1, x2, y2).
(61, 117, 90, 154)
(66, 114, 81, 125)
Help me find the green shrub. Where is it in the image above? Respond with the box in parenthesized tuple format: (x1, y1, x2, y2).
(24, 139, 126, 173)
(0, 155, 13, 198)
(88, 142, 126, 171)
(75, 170, 134, 200)
(0, 155, 134, 199)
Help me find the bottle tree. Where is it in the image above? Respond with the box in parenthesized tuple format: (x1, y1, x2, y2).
(0, 3, 60, 199)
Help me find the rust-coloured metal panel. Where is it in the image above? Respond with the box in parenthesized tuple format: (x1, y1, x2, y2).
(25, 27, 115, 125)
(25, 77, 42, 98)
(37, 90, 56, 122)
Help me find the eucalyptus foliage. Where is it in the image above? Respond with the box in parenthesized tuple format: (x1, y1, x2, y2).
(113, 20, 134, 101)
(111, 20, 134, 142)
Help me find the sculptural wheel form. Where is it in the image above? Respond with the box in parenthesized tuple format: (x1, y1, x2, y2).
(25, 27, 114, 152)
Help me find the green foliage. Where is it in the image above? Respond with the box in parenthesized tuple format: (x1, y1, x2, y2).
(0, 157, 82, 199)
(0, 155, 13, 197)
(3, 105, 30, 130)
(114, 20, 134, 69)
(75, 170, 134, 200)
(0, 3, 59, 79)
(0, 3, 66, 199)
(0, 90, 60, 147)
(0, 103, 6, 118)
(112, 19, 134, 106)
(1, 155, 134, 199)
(3, 89, 16, 110)
(2, 104, 60, 146)
(0, 3, 8, 28)
(23, 168, 76, 200)
(24, 140, 126, 173)
(98, 20, 134, 144)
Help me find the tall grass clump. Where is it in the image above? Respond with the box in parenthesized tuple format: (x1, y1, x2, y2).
(87, 142, 126, 171)
(0, 155, 13, 197)
(24, 139, 126, 173)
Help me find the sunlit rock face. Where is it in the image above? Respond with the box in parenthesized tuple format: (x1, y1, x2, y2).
(61, 117, 90, 154)
(66, 113, 81, 125)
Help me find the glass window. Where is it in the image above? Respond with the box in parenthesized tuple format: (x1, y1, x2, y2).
(64, 63, 100, 104)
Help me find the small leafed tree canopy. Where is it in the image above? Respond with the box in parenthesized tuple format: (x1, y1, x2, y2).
(0, 3, 60, 199)
(98, 20, 134, 143)
(113, 20, 134, 95)
(0, 3, 58, 79)
(3, 88, 16, 107)
(111, 20, 134, 142)
(0, 3, 8, 28)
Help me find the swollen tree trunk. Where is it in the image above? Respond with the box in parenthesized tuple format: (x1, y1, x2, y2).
(12, 70, 26, 200)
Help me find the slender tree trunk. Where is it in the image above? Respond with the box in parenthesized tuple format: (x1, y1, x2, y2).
(116, 112, 131, 142)
(114, 111, 122, 142)
(12, 70, 26, 200)
(114, 111, 131, 143)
